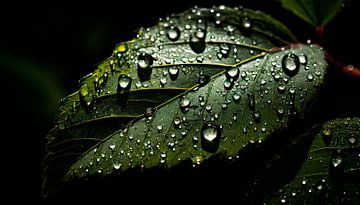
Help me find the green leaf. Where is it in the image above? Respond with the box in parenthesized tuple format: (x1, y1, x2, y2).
(65, 44, 327, 185)
(267, 117, 360, 204)
(43, 5, 297, 196)
(281, 0, 344, 26)
(43, 6, 298, 197)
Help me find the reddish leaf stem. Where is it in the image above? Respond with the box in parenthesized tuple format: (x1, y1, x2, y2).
(325, 52, 360, 78)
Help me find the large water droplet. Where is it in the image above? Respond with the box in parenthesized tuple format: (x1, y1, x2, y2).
(282, 54, 300, 76)
(201, 122, 221, 153)
(190, 28, 206, 53)
(167, 26, 181, 41)
(137, 53, 154, 81)
(168, 67, 179, 80)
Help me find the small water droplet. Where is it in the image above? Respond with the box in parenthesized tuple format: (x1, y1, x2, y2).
(198, 74, 210, 86)
(201, 122, 221, 153)
(282, 54, 300, 76)
(160, 77, 167, 87)
(332, 155, 343, 168)
(219, 43, 230, 58)
(157, 125, 163, 133)
(307, 73, 314, 81)
(233, 93, 241, 102)
(179, 96, 191, 112)
(253, 111, 261, 123)
(242, 17, 252, 29)
(205, 105, 212, 112)
(168, 67, 179, 80)
(299, 54, 307, 65)
(223, 79, 233, 90)
(166, 26, 181, 41)
(113, 162, 122, 170)
(109, 144, 116, 150)
(117, 74, 132, 105)
(221, 103, 228, 109)
(190, 28, 206, 53)
(348, 136, 357, 145)
(173, 117, 181, 128)
(277, 107, 285, 118)
(278, 84, 286, 93)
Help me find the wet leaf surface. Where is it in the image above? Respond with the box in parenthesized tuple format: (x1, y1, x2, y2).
(267, 117, 360, 204)
(43, 5, 328, 198)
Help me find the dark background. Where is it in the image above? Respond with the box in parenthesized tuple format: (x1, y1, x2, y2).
(0, 0, 359, 202)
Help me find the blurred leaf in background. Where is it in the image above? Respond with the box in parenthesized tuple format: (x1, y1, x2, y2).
(280, 0, 344, 26)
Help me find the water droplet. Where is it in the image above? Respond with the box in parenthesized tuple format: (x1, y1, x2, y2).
(221, 103, 228, 109)
(157, 125, 163, 133)
(167, 26, 180, 41)
(198, 75, 210, 86)
(277, 107, 285, 118)
(348, 136, 357, 145)
(205, 105, 212, 112)
(278, 84, 286, 93)
(179, 96, 191, 112)
(248, 94, 255, 111)
(145, 107, 153, 118)
(322, 128, 332, 146)
(137, 53, 154, 81)
(201, 122, 221, 153)
(226, 67, 239, 82)
(299, 54, 307, 65)
(219, 43, 230, 58)
(173, 117, 181, 128)
(109, 144, 116, 150)
(233, 93, 241, 102)
(223, 79, 233, 90)
(307, 73, 314, 81)
(168, 67, 179, 80)
(282, 54, 300, 76)
(113, 162, 122, 170)
(190, 28, 206, 53)
(332, 155, 343, 168)
(253, 111, 261, 123)
(242, 17, 252, 29)
(117, 74, 132, 105)
(160, 77, 167, 87)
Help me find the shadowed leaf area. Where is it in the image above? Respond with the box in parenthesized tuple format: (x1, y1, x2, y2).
(266, 117, 360, 204)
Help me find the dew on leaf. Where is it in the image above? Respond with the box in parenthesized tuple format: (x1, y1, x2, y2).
(201, 122, 221, 153)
